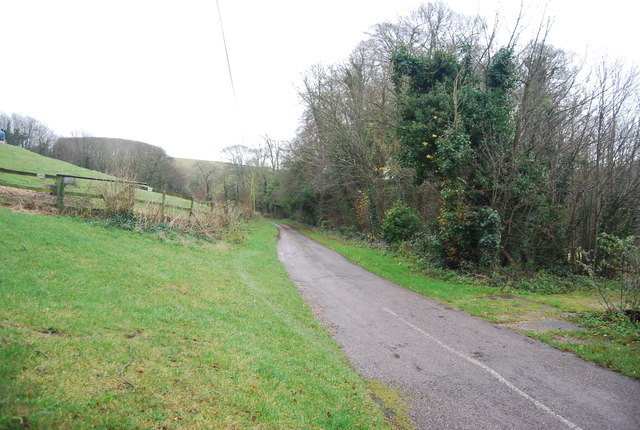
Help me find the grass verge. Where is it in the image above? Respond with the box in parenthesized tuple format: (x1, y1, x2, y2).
(0, 209, 389, 429)
(284, 222, 640, 379)
(529, 312, 640, 378)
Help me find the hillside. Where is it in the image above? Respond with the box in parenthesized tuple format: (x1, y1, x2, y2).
(55, 136, 157, 152)
(0, 209, 388, 428)
(0, 144, 112, 188)
(174, 157, 229, 173)
(50, 137, 184, 193)
(0, 145, 198, 213)
(173, 158, 232, 201)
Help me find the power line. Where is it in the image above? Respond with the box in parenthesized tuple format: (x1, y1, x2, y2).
(215, 0, 245, 146)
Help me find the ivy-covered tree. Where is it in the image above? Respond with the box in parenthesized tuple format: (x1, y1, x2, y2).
(392, 46, 516, 269)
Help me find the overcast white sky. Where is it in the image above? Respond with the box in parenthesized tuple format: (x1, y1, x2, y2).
(2, 0, 638, 162)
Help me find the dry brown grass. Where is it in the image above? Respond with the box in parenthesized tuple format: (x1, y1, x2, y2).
(134, 200, 246, 240)
(100, 180, 137, 216)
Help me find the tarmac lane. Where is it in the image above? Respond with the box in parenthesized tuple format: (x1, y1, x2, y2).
(274, 223, 640, 430)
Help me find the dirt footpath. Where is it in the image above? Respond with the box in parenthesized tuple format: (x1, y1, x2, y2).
(275, 223, 640, 430)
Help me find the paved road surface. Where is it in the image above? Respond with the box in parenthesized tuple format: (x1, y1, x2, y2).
(275, 223, 640, 430)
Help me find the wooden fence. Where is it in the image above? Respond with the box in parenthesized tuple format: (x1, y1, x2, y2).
(0, 167, 200, 217)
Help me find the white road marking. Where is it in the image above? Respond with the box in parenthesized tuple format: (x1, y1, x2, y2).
(382, 307, 584, 430)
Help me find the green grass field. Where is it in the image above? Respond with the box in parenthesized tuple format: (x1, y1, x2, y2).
(290, 224, 640, 379)
(0, 209, 389, 429)
(0, 144, 112, 179)
(0, 144, 112, 190)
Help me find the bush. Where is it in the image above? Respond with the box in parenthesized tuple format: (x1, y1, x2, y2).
(513, 271, 590, 294)
(589, 234, 640, 316)
(380, 202, 422, 244)
(472, 207, 502, 269)
(336, 224, 359, 238)
(100, 199, 247, 242)
(100, 180, 136, 217)
(99, 166, 138, 217)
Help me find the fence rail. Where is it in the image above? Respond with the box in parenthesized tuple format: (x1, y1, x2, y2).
(0, 167, 201, 217)
(0, 167, 58, 179)
(54, 172, 148, 186)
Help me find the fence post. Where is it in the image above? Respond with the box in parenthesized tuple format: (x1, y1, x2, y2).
(56, 176, 65, 209)
(189, 196, 195, 219)
(160, 190, 166, 221)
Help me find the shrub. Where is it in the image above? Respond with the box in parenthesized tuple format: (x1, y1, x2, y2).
(596, 234, 640, 316)
(472, 207, 502, 269)
(99, 166, 138, 217)
(513, 271, 589, 294)
(380, 202, 421, 244)
(100, 180, 136, 217)
(100, 198, 247, 242)
(581, 233, 640, 317)
(337, 225, 358, 238)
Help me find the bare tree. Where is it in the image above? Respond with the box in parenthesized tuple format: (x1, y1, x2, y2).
(567, 60, 640, 257)
(262, 135, 284, 173)
(222, 144, 252, 203)
(0, 112, 57, 155)
(192, 161, 218, 201)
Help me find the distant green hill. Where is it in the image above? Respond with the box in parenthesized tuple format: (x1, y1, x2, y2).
(173, 157, 231, 200)
(51, 137, 184, 193)
(174, 157, 229, 176)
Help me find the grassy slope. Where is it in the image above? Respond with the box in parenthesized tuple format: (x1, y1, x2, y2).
(0, 144, 112, 188)
(0, 210, 388, 429)
(291, 225, 640, 379)
(173, 158, 229, 202)
(173, 158, 228, 174)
